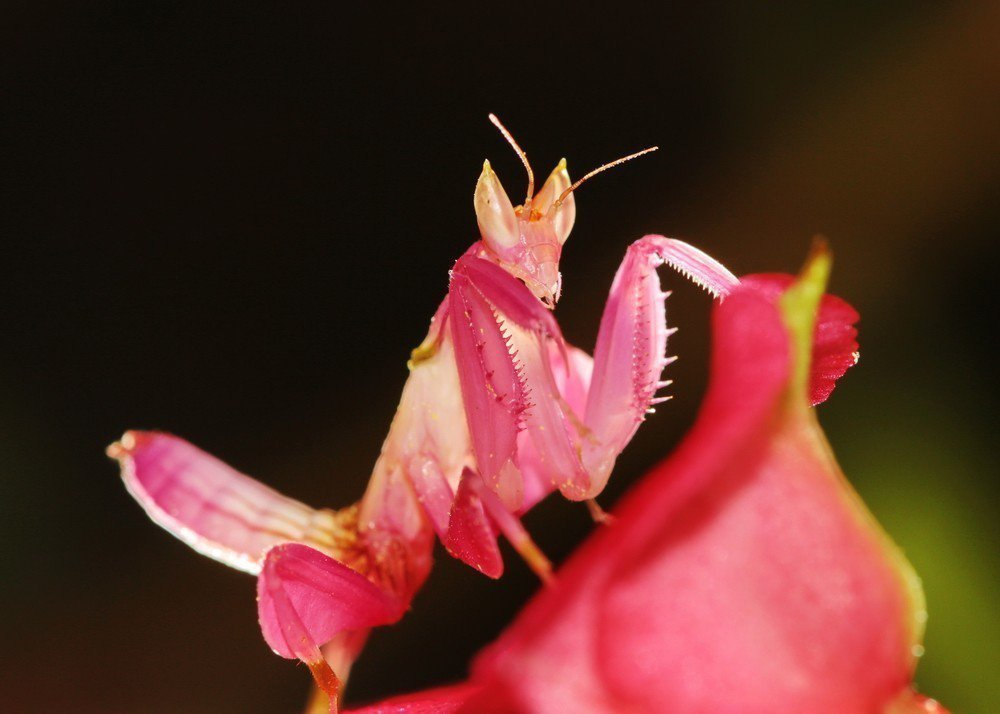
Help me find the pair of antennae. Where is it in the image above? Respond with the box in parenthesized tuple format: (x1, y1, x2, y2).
(487, 113, 658, 214)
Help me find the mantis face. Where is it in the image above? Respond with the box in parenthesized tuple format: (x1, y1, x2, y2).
(474, 159, 576, 309)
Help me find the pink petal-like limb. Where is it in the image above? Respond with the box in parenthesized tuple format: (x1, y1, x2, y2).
(448, 262, 529, 510)
(108, 430, 349, 574)
(514, 341, 595, 512)
(454, 255, 563, 340)
(446, 467, 554, 582)
(478, 483, 554, 584)
(445, 468, 504, 578)
(258, 543, 406, 712)
(456, 254, 590, 508)
(405, 454, 456, 540)
(578, 235, 740, 499)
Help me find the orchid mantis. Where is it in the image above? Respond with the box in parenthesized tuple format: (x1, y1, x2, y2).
(109, 115, 738, 709)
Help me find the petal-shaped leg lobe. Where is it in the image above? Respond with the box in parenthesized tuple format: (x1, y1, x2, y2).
(511, 322, 590, 501)
(257, 543, 404, 663)
(110, 430, 345, 574)
(456, 255, 593, 504)
(517, 342, 595, 511)
(454, 256, 563, 340)
(476, 482, 553, 583)
(448, 270, 527, 508)
(405, 455, 456, 540)
(445, 469, 504, 579)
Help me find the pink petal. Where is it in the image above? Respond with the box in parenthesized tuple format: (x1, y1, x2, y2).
(885, 690, 950, 713)
(109, 430, 339, 574)
(741, 274, 860, 405)
(344, 682, 482, 713)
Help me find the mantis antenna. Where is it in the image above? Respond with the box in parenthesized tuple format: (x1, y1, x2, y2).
(550, 146, 659, 215)
(488, 113, 535, 204)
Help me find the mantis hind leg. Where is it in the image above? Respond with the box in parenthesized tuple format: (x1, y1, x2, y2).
(446, 467, 553, 583)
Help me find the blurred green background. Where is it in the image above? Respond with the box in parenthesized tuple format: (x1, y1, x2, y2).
(2, 2, 996, 712)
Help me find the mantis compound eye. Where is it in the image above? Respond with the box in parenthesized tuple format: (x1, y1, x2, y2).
(474, 160, 519, 253)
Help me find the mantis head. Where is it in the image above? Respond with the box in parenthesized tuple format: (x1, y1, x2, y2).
(474, 157, 574, 308)
(474, 114, 657, 309)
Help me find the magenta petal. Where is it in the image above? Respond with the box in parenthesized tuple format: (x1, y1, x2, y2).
(741, 273, 859, 405)
(257, 543, 404, 663)
(444, 469, 504, 579)
(110, 430, 337, 574)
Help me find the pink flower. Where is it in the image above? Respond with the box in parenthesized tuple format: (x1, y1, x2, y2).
(346, 247, 947, 713)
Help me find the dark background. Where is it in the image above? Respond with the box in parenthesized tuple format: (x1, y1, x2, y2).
(2, 2, 997, 712)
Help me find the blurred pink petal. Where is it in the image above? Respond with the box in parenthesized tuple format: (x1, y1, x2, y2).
(347, 683, 483, 714)
(884, 690, 950, 713)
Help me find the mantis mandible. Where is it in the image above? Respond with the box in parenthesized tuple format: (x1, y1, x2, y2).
(109, 115, 738, 707)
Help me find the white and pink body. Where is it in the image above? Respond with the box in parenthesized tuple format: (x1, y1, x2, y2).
(109, 118, 738, 709)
